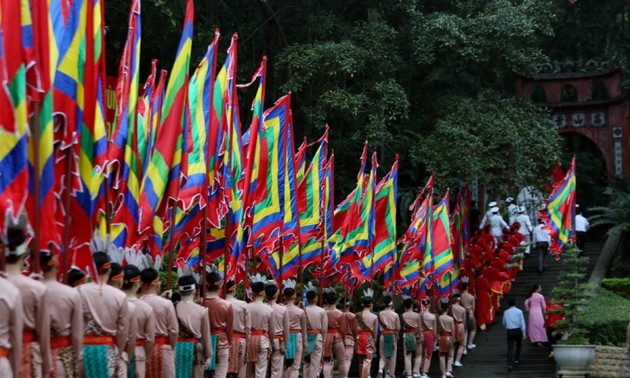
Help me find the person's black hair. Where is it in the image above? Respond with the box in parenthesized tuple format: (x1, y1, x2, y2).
(440, 301, 449, 312)
(403, 298, 413, 309)
(206, 272, 222, 292)
(39, 252, 56, 272)
(225, 279, 236, 291)
(527, 284, 541, 298)
(383, 294, 392, 306)
(109, 263, 123, 280)
(461, 282, 469, 291)
(306, 290, 317, 302)
(5, 226, 27, 264)
(178, 275, 197, 295)
(67, 268, 87, 287)
(251, 281, 265, 295)
(508, 297, 516, 307)
(122, 265, 141, 290)
(140, 268, 159, 284)
(265, 284, 278, 299)
(325, 291, 338, 305)
(92, 252, 111, 274)
(421, 299, 430, 307)
(283, 287, 295, 298)
(362, 296, 373, 307)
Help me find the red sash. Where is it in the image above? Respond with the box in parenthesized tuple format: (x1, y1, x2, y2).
(51, 335, 72, 349)
(135, 338, 145, 347)
(22, 329, 37, 344)
(83, 335, 116, 345)
(154, 336, 169, 345)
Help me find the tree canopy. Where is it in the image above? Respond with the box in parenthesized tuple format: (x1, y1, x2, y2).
(103, 0, 630, 212)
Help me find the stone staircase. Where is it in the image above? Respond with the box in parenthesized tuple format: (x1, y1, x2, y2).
(425, 240, 603, 378)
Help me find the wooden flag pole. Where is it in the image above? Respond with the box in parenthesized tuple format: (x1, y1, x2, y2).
(200, 214, 207, 299)
(166, 203, 176, 290)
(61, 148, 74, 283)
(31, 103, 42, 273)
(278, 235, 284, 287)
(222, 213, 232, 299)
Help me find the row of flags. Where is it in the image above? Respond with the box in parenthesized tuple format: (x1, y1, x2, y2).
(0, 0, 578, 292)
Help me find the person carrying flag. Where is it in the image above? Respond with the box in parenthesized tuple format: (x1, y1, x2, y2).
(204, 271, 233, 378)
(246, 274, 273, 377)
(0, 256, 22, 377)
(340, 299, 356, 378)
(77, 252, 129, 378)
(400, 296, 422, 378)
(4, 225, 52, 377)
(322, 288, 347, 378)
(282, 280, 306, 378)
(141, 268, 178, 378)
(303, 283, 327, 378)
(436, 299, 455, 378)
(419, 299, 437, 378)
(265, 280, 287, 378)
(451, 293, 467, 368)
(225, 279, 247, 378)
(377, 293, 400, 378)
(41, 252, 83, 378)
(356, 289, 377, 378)
(175, 274, 212, 377)
(122, 265, 155, 378)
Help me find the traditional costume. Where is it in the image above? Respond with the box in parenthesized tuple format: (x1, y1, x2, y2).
(124, 268, 155, 378)
(246, 274, 273, 378)
(77, 253, 129, 378)
(267, 281, 287, 378)
(355, 289, 377, 378)
(451, 294, 467, 367)
(303, 283, 327, 378)
(437, 301, 455, 378)
(377, 294, 400, 377)
(175, 279, 212, 378)
(400, 298, 423, 377)
(43, 261, 83, 378)
(203, 274, 233, 378)
(141, 271, 178, 378)
(282, 279, 306, 378)
(340, 302, 356, 378)
(5, 231, 53, 378)
(225, 283, 247, 378)
(322, 288, 347, 378)
(419, 300, 437, 377)
(0, 274, 23, 377)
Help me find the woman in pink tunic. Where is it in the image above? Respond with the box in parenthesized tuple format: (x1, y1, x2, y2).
(524, 284, 548, 345)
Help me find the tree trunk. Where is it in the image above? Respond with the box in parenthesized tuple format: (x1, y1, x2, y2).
(588, 232, 622, 286)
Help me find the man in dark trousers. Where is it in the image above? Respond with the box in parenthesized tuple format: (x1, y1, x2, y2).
(502, 297, 526, 372)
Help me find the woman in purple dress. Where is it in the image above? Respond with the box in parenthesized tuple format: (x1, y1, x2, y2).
(524, 284, 548, 346)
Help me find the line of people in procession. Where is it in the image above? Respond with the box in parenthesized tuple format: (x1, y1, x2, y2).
(0, 196, 574, 378)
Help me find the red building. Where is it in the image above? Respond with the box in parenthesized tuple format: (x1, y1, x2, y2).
(515, 60, 630, 178)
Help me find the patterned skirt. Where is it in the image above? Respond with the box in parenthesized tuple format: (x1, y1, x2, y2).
(83, 344, 117, 378)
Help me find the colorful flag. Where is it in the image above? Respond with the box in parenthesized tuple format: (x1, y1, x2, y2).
(249, 94, 292, 255)
(432, 190, 455, 288)
(295, 136, 308, 184)
(179, 30, 220, 211)
(0, 1, 29, 240)
(539, 156, 576, 256)
(358, 157, 398, 290)
(138, 0, 193, 234)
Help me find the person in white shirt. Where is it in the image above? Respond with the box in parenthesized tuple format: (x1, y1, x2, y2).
(532, 219, 551, 274)
(575, 204, 589, 251)
(506, 197, 518, 225)
(479, 201, 498, 229)
(487, 207, 508, 242)
(512, 206, 533, 254)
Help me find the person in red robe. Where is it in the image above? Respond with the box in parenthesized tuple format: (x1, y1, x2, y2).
(474, 270, 492, 330)
(545, 300, 564, 358)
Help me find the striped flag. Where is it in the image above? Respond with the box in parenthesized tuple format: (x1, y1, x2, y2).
(138, 0, 193, 234)
(432, 190, 455, 293)
(295, 136, 308, 184)
(249, 94, 292, 256)
(539, 156, 576, 256)
(358, 157, 398, 290)
(0, 1, 30, 240)
(108, 0, 141, 187)
(179, 30, 220, 212)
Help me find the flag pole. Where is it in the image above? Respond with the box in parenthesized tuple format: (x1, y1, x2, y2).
(223, 212, 232, 299)
(166, 203, 177, 290)
(278, 235, 284, 286)
(31, 102, 42, 273)
(61, 149, 74, 283)
(200, 214, 207, 299)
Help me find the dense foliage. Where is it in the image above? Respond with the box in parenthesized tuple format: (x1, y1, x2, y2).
(103, 0, 630, 220)
(580, 287, 630, 346)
